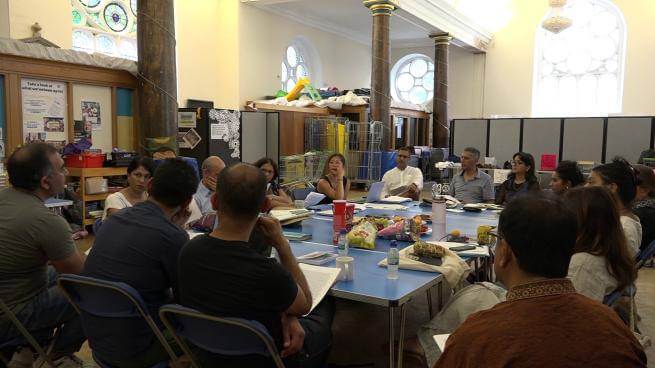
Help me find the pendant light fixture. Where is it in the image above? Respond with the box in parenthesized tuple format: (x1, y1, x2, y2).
(542, 0, 572, 34)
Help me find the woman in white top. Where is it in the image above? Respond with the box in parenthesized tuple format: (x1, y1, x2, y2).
(587, 157, 642, 257)
(564, 186, 637, 301)
(102, 156, 155, 220)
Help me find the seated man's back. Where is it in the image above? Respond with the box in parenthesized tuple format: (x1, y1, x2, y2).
(437, 279, 646, 367)
(178, 234, 297, 348)
(82, 158, 198, 367)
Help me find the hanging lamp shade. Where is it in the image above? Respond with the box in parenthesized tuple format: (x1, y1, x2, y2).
(542, 0, 572, 34)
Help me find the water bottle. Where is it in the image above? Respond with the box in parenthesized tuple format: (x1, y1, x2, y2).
(387, 241, 399, 280)
(338, 229, 349, 256)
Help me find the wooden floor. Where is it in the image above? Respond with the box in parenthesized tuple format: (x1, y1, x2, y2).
(73, 187, 655, 367)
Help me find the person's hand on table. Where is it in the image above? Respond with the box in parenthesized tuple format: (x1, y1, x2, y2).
(409, 183, 419, 194)
(280, 314, 305, 358)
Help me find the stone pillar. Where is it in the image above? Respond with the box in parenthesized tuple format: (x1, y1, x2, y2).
(364, 0, 396, 150)
(431, 33, 452, 148)
(137, 0, 178, 153)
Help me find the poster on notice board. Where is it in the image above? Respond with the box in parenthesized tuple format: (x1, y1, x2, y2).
(21, 78, 67, 146)
(82, 101, 102, 131)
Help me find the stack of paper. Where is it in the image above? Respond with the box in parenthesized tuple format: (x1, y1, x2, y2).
(270, 209, 312, 225)
(298, 263, 341, 314)
(304, 192, 326, 208)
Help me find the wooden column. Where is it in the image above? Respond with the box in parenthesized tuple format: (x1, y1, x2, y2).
(137, 0, 178, 153)
(364, 0, 396, 150)
(431, 33, 452, 148)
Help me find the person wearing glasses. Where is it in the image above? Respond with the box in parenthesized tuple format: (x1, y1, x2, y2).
(495, 152, 540, 205)
(449, 147, 494, 204)
(381, 146, 424, 200)
(435, 194, 646, 367)
(0, 143, 87, 367)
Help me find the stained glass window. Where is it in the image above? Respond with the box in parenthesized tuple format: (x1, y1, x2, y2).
(391, 54, 434, 105)
(281, 44, 310, 92)
(532, 0, 626, 116)
(71, 0, 137, 61)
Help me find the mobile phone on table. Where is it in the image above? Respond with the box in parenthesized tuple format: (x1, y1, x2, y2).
(449, 245, 477, 252)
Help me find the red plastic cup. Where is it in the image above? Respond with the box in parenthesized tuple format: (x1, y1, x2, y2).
(333, 200, 347, 231)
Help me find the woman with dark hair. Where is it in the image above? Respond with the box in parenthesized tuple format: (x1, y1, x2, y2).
(102, 156, 155, 220)
(495, 152, 540, 205)
(564, 186, 637, 301)
(253, 157, 292, 208)
(550, 160, 585, 195)
(587, 157, 642, 256)
(316, 153, 350, 205)
(633, 164, 655, 251)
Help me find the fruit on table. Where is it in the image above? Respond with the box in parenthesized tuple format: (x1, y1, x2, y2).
(450, 229, 461, 237)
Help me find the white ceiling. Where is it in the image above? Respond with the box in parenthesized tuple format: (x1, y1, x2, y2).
(242, 0, 491, 50)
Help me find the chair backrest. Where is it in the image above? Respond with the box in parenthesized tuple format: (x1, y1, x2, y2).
(292, 187, 314, 201)
(636, 239, 655, 269)
(159, 304, 285, 368)
(57, 274, 178, 365)
(0, 298, 56, 367)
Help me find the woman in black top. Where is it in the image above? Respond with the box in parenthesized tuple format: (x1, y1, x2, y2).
(253, 157, 292, 208)
(633, 164, 655, 252)
(495, 152, 540, 205)
(316, 153, 350, 205)
(550, 160, 585, 195)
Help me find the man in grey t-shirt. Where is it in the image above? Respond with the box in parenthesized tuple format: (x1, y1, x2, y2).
(0, 143, 86, 367)
(449, 147, 495, 204)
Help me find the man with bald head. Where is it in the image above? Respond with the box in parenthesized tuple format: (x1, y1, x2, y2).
(193, 156, 226, 214)
(179, 164, 334, 367)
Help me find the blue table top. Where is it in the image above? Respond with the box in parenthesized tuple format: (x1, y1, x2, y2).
(290, 241, 443, 307)
(286, 202, 499, 253)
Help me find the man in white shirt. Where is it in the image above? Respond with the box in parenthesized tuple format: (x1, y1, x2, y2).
(381, 147, 424, 200)
(193, 156, 226, 213)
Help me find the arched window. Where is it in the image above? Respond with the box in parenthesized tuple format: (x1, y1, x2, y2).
(532, 0, 626, 117)
(71, 0, 138, 61)
(391, 54, 434, 105)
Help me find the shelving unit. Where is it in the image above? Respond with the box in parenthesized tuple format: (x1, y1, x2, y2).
(67, 167, 127, 226)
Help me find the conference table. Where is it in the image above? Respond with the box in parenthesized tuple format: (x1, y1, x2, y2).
(285, 202, 499, 368)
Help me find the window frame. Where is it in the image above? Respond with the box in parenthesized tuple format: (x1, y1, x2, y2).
(390, 53, 435, 106)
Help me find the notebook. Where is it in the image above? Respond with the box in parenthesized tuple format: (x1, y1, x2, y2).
(298, 263, 341, 314)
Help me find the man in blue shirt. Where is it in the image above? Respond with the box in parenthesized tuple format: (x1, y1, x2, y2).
(83, 158, 198, 368)
(193, 156, 225, 214)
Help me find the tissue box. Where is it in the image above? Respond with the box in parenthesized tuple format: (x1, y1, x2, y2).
(85, 177, 108, 194)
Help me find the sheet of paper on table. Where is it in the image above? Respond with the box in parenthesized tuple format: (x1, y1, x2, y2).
(379, 196, 412, 204)
(298, 263, 340, 314)
(365, 203, 409, 211)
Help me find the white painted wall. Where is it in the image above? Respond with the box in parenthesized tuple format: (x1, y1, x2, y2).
(238, 3, 372, 106)
(0, 0, 9, 38)
(6, 0, 72, 48)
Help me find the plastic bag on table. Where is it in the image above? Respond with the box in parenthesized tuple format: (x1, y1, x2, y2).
(347, 221, 377, 249)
